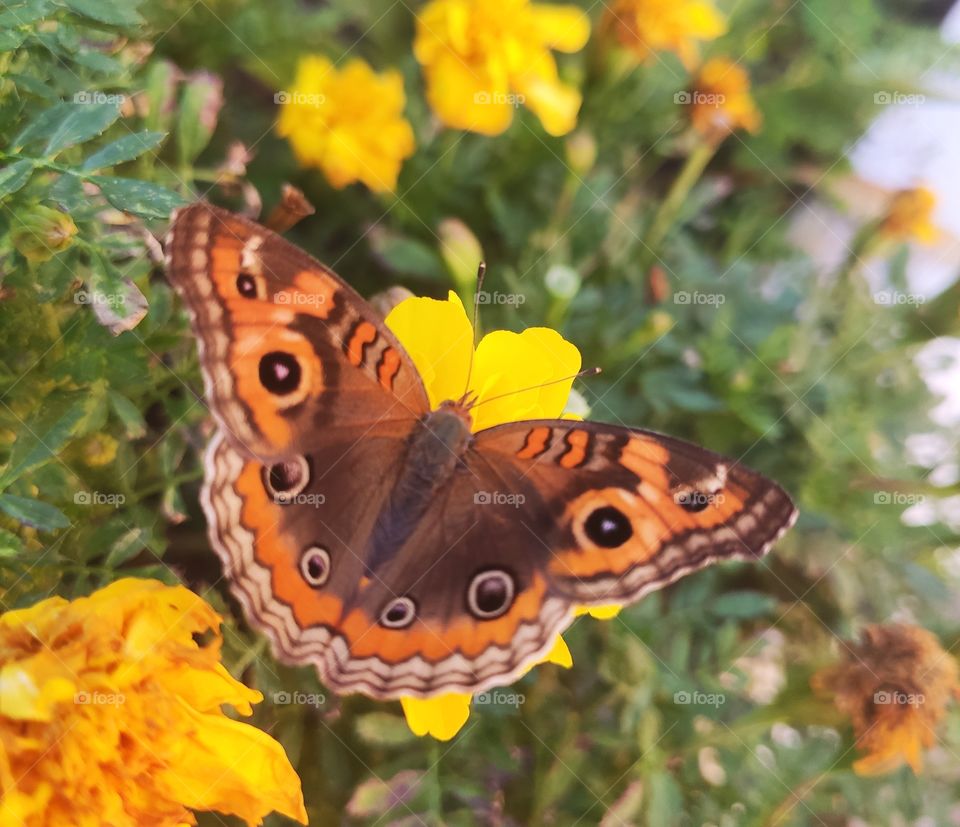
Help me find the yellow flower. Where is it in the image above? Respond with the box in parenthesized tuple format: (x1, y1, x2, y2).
(384, 292, 619, 739)
(688, 58, 762, 142)
(10, 204, 78, 263)
(604, 0, 726, 69)
(413, 0, 590, 137)
(879, 187, 940, 245)
(0, 578, 307, 827)
(812, 624, 960, 776)
(277, 55, 415, 193)
(81, 433, 118, 467)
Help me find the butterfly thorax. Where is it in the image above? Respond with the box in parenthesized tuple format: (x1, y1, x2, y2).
(365, 402, 473, 573)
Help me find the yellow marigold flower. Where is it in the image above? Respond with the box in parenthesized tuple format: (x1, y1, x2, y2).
(276, 55, 415, 193)
(414, 0, 590, 137)
(812, 623, 960, 776)
(0, 578, 307, 827)
(687, 58, 762, 142)
(384, 292, 619, 739)
(879, 187, 940, 245)
(604, 0, 726, 69)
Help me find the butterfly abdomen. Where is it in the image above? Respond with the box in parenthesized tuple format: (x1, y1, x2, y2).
(366, 406, 473, 573)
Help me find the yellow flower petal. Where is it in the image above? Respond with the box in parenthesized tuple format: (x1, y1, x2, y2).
(541, 635, 574, 668)
(574, 604, 623, 620)
(471, 326, 581, 430)
(277, 55, 415, 192)
(401, 693, 472, 741)
(0, 578, 306, 826)
(385, 291, 474, 409)
(414, 0, 589, 136)
(530, 4, 591, 52)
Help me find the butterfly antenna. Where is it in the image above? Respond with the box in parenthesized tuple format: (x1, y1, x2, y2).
(467, 366, 601, 410)
(461, 261, 487, 403)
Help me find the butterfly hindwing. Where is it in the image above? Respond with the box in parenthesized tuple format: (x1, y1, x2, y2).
(472, 419, 798, 606)
(165, 202, 429, 460)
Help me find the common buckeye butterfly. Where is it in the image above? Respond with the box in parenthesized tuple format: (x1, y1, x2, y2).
(165, 202, 797, 700)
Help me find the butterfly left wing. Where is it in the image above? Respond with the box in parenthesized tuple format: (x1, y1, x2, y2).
(470, 419, 797, 607)
(165, 202, 429, 460)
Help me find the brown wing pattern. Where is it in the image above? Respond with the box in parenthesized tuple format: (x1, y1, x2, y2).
(165, 202, 428, 460)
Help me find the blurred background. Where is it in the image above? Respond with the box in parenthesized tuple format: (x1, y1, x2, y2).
(2, 0, 960, 824)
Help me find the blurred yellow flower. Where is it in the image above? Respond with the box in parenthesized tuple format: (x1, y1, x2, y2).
(604, 0, 726, 69)
(812, 624, 960, 776)
(688, 58, 762, 142)
(276, 55, 415, 193)
(0, 578, 307, 827)
(10, 204, 78, 263)
(413, 0, 590, 137)
(879, 187, 940, 245)
(384, 292, 619, 739)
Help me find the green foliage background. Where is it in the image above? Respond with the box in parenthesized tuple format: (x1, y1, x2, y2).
(1, 0, 960, 824)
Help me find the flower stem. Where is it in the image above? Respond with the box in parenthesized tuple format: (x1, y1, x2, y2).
(642, 139, 717, 266)
(427, 739, 443, 824)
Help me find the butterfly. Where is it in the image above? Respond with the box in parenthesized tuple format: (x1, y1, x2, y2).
(165, 202, 797, 700)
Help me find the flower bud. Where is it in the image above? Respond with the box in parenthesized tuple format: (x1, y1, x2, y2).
(438, 218, 484, 292)
(11, 205, 78, 263)
(565, 131, 597, 175)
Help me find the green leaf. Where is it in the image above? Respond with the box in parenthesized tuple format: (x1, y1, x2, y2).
(369, 232, 446, 280)
(0, 159, 33, 199)
(105, 528, 145, 567)
(107, 390, 147, 438)
(92, 176, 186, 219)
(175, 73, 222, 166)
(82, 130, 166, 170)
(0, 390, 106, 489)
(353, 712, 417, 747)
(0, 0, 54, 28)
(710, 590, 778, 620)
(12, 102, 72, 148)
(0, 28, 28, 52)
(44, 100, 121, 155)
(62, 0, 143, 26)
(0, 494, 70, 531)
(0, 527, 22, 557)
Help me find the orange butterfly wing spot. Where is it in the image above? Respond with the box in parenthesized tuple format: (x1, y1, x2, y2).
(377, 347, 402, 392)
(559, 428, 591, 469)
(339, 574, 549, 663)
(345, 320, 379, 367)
(233, 453, 345, 629)
(516, 426, 553, 459)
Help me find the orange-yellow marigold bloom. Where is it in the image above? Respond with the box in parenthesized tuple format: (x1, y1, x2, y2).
(414, 0, 590, 137)
(604, 0, 726, 69)
(879, 187, 940, 245)
(0, 578, 307, 827)
(687, 58, 762, 141)
(812, 623, 960, 776)
(277, 55, 415, 193)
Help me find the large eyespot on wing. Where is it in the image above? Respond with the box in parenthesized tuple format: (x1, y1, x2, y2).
(164, 202, 429, 459)
(200, 426, 418, 687)
(472, 420, 798, 607)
